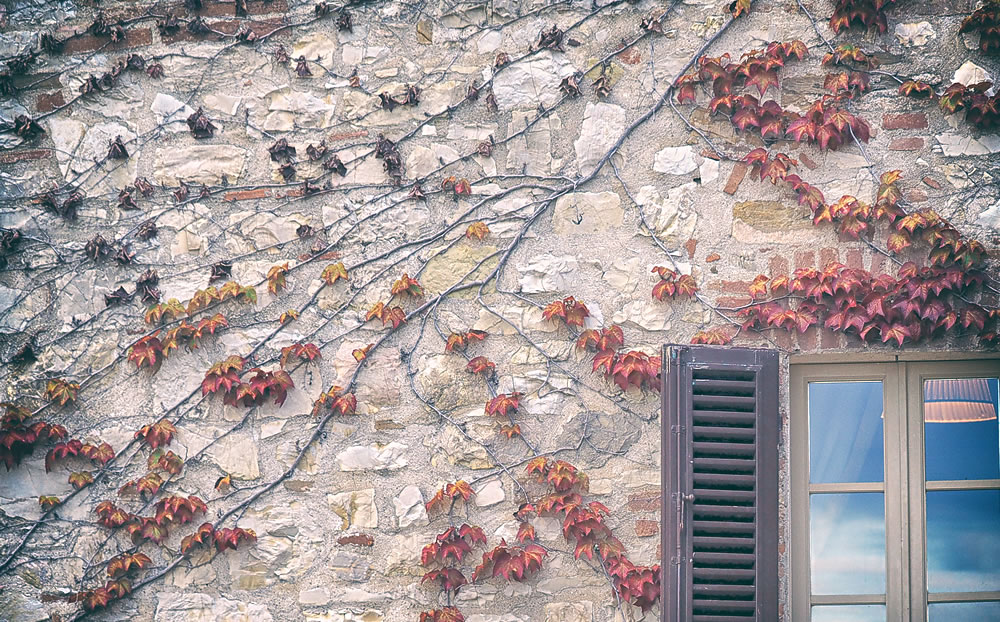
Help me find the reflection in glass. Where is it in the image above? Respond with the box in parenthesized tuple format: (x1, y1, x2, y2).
(924, 378, 1000, 481)
(811, 604, 885, 622)
(928, 602, 1000, 622)
(811, 493, 886, 595)
(926, 490, 1000, 593)
(809, 382, 884, 483)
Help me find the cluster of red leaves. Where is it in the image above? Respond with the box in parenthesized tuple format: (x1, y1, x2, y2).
(135, 419, 176, 450)
(129, 314, 229, 372)
(421, 524, 487, 594)
(830, 0, 899, 33)
(691, 327, 735, 345)
(576, 325, 661, 392)
(901, 80, 1000, 130)
(95, 501, 133, 529)
(444, 329, 487, 352)
(961, 1, 1000, 53)
(821, 44, 875, 97)
(148, 448, 183, 475)
(542, 296, 590, 327)
(200, 356, 293, 407)
(466, 356, 496, 376)
(119, 471, 165, 498)
(65, 576, 134, 612)
(651, 266, 698, 300)
(472, 539, 547, 582)
(280, 342, 322, 368)
(522, 457, 661, 611)
(1, 402, 68, 471)
(180, 522, 257, 554)
(739, 261, 997, 346)
(425, 480, 474, 513)
(787, 95, 871, 151)
(45, 439, 114, 472)
(365, 301, 407, 329)
(485, 392, 524, 439)
(419, 608, 465, 622)
(311, 385, 358, 417)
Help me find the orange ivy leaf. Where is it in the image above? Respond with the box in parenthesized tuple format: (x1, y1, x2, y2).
(68, 471, 93, 489)
(391, 273, 423, 297)
(465, 221, 489, 240)
(466, 356, 496, 376)
(266, 263, 289, 295)
(321, 262, 349, 285)
(39, 495, 59, 511)
(135, 420, 176, 450)
(352, 344, 373, 361)
(279, 309, 299, 324)
(46, 379, 79, 407)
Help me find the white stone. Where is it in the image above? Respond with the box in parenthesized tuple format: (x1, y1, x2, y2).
(336, 443, 408, 471)
(953, 61, 991, 86)
(293, 32, 337, 69)
(543, 602, 593, 622)
(552, 191, 623, 235)
(477, 30, 502, 53)
(204, 93, 242, 116)
(493, 51, 577, 110)
(154, 593, 273, 622)
(699, 158, 720, 185)
(264, 88, 337, 131)
(574, 102, 626, 176)
(151, 93, 195, 131)
(507, 111, 561, 175)
(154, 145, 248, 186)
(894, 22, 935, 47)
(653, 145, 698, 175)
(935, 133, 1000, 156)
(305, 609, 383, 622)
(327, 489, 378, 529)
(518, 254, 579, 293)
(635, 183, 699, 246)
(977, 199, 1000, 229)
(474, 480, 505, 507)
(299, 588, 332, 605)
(393, 485, 429, 528)
(612, 299, 672, 332)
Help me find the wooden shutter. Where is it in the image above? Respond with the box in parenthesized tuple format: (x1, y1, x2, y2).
(662, 345, 779, 622)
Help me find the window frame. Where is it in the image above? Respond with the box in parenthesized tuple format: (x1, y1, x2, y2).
(790, 354, 1000, 622)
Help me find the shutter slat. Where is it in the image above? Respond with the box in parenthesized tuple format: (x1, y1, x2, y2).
(665, 345, 779, 622)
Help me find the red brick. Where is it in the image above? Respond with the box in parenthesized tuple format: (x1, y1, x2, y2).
(706, 253, 721, 263)
(723, 162, 749, 195)
(769, 256, 789, 277)
(889, 137, 924, 151)
(627, 488, 660, 512)
(328, 129, 369, 142)
(794, 251, 814, 270)
(819, 248, 838, 268)
(846, 249, 863, 270)
(799, 152, 820, 170)
(882, 112, 928, 130)
(62, 27, 152, 54)
(906, 188, 927, 203)
(36, 91, 65, 113)
(820, 328, 841, 349)
(797, 326, 817, 352)
(196, 0, 290, 17)
(922, 176, 942, 189)
(634, 520, 659, 538)
(717, 295, 752, 307)
(684, 238, 697, 259)
(224, 188, 271, 201)
(0, 149, 51, 164)
(720, 280, 751, 295)
(162, 18, 287, 44)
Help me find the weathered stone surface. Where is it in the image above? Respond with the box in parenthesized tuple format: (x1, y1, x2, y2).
(895, 22, 936, 46)
(328, 488, 378, 529)
(393, 485, 429, 527)
(574, 102, 626, 176)
(264, 88, 337, 130)
(653, 145, 698, 175)
(304, 609, 383, 622)
(635, 183, 699, 246)
(493, 51, 576, 110)
(474, 479, 505, 507)
(154, 145, 248, 186)
(518, 253, 579, 293)
(154, 593, 273, 622)
(544, 602, 593, 622)
(422, 243, 499, 295)
(336, 443, 408, 471)
(552, 191, 624, 235)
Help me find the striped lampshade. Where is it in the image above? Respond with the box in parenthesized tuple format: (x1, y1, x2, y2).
(924, 378, 998, 423)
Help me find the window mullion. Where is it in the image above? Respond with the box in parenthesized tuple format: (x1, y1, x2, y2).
(905, 361, 929, 622)
(885, 362, 909, 622)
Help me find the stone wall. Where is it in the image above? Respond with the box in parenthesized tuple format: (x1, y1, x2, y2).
(1, 0, 997, 621)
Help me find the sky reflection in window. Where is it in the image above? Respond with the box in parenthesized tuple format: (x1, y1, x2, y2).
(809, 381, 884, 484)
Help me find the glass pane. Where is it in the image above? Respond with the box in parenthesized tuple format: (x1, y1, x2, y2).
(809, 381, 884, 483)
(811, 493, 886, 595)
(812, 604, 885, 622)
(928, 602, 1000, 622)
(926, 490, 1000, 593)
(924, 378, 999, 481)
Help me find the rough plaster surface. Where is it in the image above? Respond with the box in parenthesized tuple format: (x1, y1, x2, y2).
(0, 0, 997, 621)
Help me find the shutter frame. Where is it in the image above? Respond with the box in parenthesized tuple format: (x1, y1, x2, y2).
(662, 345, 779, 622)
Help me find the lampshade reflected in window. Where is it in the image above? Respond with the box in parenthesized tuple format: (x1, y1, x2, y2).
(924, 379, 998, 423)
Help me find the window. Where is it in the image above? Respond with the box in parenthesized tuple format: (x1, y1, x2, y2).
(791, 358, 1000, 622)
